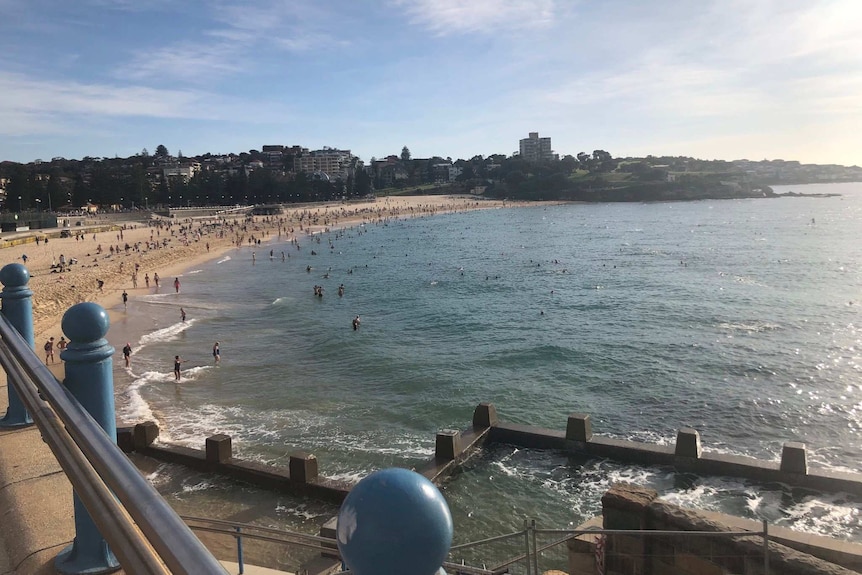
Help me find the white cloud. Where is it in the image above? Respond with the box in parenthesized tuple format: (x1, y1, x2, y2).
(120, 41, 244, 84)
(519, 0, 861, 127)
(395, 0, 556, 35)
(0, 71, 242, 137)
(117, 1, 341, 83)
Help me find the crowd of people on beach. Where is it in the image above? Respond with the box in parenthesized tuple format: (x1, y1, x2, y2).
(23, 197, 501, 381)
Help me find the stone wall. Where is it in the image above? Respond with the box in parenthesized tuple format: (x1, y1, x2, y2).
(568, 484, 860, 575)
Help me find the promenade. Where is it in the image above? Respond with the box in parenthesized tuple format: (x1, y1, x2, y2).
(0, 399, 291, 573)
(0, 372, 78, 574)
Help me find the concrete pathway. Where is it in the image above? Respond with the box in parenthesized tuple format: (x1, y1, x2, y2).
(0, 379, 301, 574)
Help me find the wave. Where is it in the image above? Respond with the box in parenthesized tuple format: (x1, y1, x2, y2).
(216, 256, 231, 264)
(716, 320, 781, 333)
(116, 370, 161, 424)
(139, 292, 176, 301)
(139, 320, 195, 347)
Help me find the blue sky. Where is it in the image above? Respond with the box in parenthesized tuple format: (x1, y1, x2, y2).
(1, 0, 860, 166)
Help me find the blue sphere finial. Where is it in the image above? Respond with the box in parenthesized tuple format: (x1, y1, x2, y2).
(337, 468, 453, 575)
(0, 263, 30, 289)
(62, 302, 110, 343)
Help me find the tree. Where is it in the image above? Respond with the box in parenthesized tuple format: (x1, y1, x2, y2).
(6, 164, 33, 212)
(591, 150, 618, 173)
(456, 164, 475, 182)
(560, 155, 578, 174)
(576, 152, 590, 171)
(401, 146, 411, 162)
(46, 172, 64, 211)
(505, 170, 526, 187)
(354, 168, 372, 196)
(155, 144, 169, 158)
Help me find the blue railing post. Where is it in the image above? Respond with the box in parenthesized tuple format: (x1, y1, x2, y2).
(55, 302, 121, 575)
(0, 263, 34, 428)
(337, 468, 452, 575)
(235, 526, 244, 574)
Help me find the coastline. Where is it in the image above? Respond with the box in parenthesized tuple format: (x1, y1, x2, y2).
(0, 195, 521, 378)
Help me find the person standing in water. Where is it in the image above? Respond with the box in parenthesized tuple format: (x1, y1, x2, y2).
(122, 290, 128, 309)
(180, 307, 187, 322)
(173, 355, 187, 381)
(212, 342, 220, 364)
(174, 277, 181, 293)
(122, 343, 132, 368)
(352, 315, 361, 330)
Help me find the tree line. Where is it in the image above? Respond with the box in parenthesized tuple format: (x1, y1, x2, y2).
(3, 144, 836, 211)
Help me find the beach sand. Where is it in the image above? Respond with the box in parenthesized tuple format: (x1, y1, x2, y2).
(0, 195, 515, 369)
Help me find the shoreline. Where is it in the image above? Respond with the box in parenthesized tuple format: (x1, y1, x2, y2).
(4, 196, 523, 378)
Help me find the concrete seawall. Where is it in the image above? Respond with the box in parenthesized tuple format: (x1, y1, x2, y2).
(120, 402, 862, 507)
(485, 406, 862, 496)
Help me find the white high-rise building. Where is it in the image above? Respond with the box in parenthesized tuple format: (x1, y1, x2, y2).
(519, 132, 555, 162)
(294, 148, 356, 180)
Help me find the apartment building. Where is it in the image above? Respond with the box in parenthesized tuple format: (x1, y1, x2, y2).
(519, 132, 555, 162)
(294, 148, 356, 180)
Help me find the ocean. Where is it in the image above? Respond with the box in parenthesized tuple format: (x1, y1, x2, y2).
(111, 182, 862, 552)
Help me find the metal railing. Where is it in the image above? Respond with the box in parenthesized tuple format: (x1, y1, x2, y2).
(180, 514, 774, 575)
(0, 313, 227, 574)
(183, 515, 498, 575)
(448, 519, 771, 575)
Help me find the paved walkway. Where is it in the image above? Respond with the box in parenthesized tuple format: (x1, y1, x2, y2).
(0, 381, 77, 574)
(0, 377, 302, 574)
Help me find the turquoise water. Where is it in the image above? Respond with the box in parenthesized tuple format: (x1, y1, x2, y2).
(114, 183, 862, 545)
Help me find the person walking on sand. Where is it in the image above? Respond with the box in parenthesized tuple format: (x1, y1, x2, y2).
(122, 342, 132, 368)
(173, 355, 187, 381)
(122, 290, 128, 309)
(212, 342, 220, 364)
(57, 336, 67, 357)
(145, 273, 150, 288)
(174, 277, 181, 293)
(44, 337, 55, 363)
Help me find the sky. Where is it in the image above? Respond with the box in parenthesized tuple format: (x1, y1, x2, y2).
(1, 0, 861, 166)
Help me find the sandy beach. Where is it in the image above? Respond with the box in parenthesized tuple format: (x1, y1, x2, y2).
(0, 196, 515, 360)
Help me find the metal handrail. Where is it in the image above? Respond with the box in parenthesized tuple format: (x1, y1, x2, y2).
(183, 516, 499, 575)
(0, 314, 226, 574)
(0, 344, 168, 574)
(451, 522, 772, 575)
(184, 515, 771, 575)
